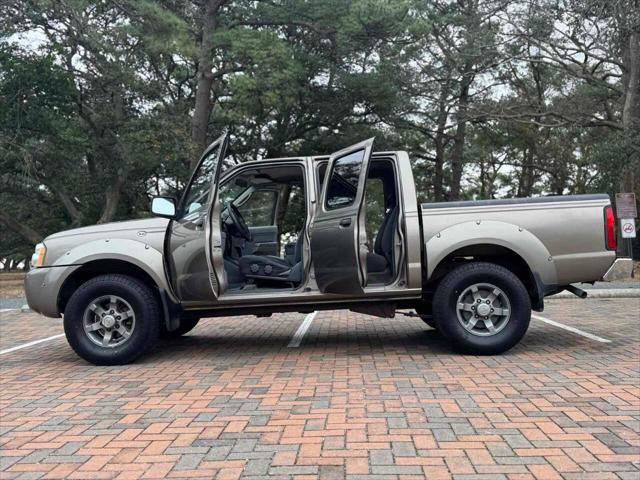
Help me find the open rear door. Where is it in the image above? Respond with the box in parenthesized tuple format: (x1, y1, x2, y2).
(310, 138, 374, 294)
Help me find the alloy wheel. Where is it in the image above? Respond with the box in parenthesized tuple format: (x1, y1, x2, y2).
(455, 283, 511, 337)
(82, 295, 136, 348)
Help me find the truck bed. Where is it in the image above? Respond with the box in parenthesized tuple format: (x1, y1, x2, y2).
(420, 194, 615, 286)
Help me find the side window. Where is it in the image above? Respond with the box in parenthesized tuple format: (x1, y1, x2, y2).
(238, 190, 277, 226)
(180, 145, 221, 220)
(325, 149, 364, 210)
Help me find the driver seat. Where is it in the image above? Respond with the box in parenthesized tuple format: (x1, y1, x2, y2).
(238, 231, 304, 285)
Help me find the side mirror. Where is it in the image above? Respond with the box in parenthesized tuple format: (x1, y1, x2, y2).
(151, 196, 177, 218)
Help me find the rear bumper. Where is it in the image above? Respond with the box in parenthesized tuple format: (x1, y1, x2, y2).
(601, 258, 633, 282)
(24, 265, 80, 318)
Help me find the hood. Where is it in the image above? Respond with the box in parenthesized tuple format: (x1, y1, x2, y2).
(46, 217, 170, 241)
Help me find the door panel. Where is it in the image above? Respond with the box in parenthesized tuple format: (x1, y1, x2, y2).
(310, 138, 374, 294)
(167, 132, 229, 303)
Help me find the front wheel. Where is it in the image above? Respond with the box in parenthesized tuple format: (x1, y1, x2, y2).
(433, 262, 531, 355)
(63, 274, 160, 365)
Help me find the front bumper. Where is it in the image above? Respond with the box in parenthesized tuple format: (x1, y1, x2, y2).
(601, 258, 634, 282)
(24, 265, 80, 317)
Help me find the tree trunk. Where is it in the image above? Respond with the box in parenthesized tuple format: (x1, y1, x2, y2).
(0, 210, 43, 245)
(433, 90, 449, 202)
(433, 139, 445, 201)
(96, 90, 127, 224)
(622, 31, 640, 131)
(517, 149, 534, 197)
(479, 160, 487, 198)
(98, 187, 121, 224)
(449, 78, 471, 200)
(190, 0, 222, 169)
(448, 0, 480, 201)
(54, 188, 85, 225)
(97, 168, 127, 224)
(621, 30, 640, 193)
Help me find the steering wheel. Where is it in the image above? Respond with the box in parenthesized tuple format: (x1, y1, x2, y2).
(225, 203, 252, 241)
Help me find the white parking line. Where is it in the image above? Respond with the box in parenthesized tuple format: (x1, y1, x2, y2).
(0, 308, 19, 313)
(0, 334, 65, 355)
(288, 311, 317, 348)
(532, 314, 611, 343)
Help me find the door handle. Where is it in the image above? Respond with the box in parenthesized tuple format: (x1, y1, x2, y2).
(193, 217, 204, 227)
(339, 218, 352, 227)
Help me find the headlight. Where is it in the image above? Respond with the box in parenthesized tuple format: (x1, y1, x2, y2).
(31, 243, 46, 268)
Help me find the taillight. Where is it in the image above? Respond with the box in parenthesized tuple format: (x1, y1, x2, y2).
(604, 206, 616, 250)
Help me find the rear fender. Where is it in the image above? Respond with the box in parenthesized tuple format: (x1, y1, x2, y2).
(425, 220, 558, 287)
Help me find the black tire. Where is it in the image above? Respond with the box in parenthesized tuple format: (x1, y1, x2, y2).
(160, 317, 200, 339)
(433, 262, 531, 355)
(63, 274, 160, 365)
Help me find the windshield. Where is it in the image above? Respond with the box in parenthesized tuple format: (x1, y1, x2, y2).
(218, 181, 247, 209)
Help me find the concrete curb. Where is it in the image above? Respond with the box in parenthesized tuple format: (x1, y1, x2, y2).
(547, 289, 640, 299)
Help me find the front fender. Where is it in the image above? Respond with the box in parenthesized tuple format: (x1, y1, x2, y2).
(425, 220, 558, 286)
(53, 238, 176, 302)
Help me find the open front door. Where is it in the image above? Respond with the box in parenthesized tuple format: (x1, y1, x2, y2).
(310, 138, 374, 294)
(167, 132, 229, 303)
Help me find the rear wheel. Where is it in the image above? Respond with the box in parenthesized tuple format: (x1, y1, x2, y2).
(63, 274, 160, 365)
(433, 262, 531, 354)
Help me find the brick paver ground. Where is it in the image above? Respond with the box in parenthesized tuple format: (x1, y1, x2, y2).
(0, 310, 62, 351)
(0, 298, 638, 479)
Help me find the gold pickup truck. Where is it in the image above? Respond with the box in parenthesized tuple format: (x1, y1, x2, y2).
(25, 134, 631, 365)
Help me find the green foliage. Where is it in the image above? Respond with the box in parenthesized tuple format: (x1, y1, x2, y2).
(0, 0, 637, 261)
